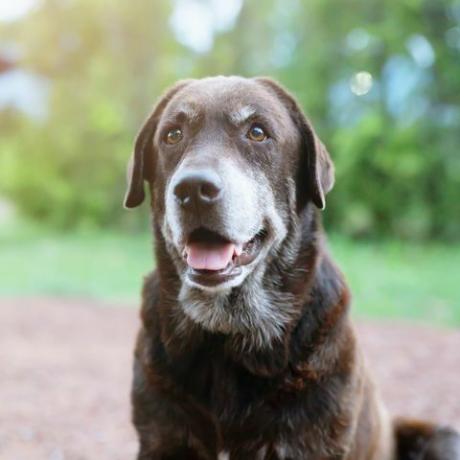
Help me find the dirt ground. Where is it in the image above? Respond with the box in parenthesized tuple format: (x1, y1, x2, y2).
(1, 298, 459, 460)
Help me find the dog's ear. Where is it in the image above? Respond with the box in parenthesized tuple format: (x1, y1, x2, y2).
(124, 80, 193, 209)
(255, 78, 334, 210)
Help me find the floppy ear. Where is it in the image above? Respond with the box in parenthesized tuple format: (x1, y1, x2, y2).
(123, 80, 193, 209)
(255, 78, 335, 210)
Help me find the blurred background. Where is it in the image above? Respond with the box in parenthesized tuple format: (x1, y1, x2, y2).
(0, 1, 459, 458)
(0, 0, 459, 322)
(1, 0, 459, 322)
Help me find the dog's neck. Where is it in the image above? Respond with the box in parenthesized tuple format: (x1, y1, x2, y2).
(152, 206, 349, 374)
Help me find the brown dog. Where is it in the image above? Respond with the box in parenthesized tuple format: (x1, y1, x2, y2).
(124, 76, 460, 459)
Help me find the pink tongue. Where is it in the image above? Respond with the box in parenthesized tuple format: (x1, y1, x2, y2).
(186, 243, 235, 271)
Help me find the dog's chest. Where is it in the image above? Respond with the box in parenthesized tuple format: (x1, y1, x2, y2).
(173, 346, 334, 444)
(172, 345, 288, 416)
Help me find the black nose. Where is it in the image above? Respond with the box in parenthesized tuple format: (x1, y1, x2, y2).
(173, 170, 223, 206)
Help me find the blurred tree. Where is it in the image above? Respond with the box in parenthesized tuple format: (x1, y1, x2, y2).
(204, 0, 460, 239)
(0, 0, 180, 229)
(0, 0, 459, 239)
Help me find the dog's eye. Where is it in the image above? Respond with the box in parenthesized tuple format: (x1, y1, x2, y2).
(165, 128, 183, 145)
(247, 124, 267, 142)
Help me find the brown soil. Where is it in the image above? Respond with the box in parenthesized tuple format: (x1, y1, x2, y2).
(0, 298, 459, 459)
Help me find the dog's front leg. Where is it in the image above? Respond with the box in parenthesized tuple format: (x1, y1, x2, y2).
(137, 442, 211, 460)
(135, 419, 215, 460)
(132, 357, 219, 460)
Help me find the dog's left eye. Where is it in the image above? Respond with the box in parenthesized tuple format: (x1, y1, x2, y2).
(165, 128, 183, 145)
(247, 124, 267, 142)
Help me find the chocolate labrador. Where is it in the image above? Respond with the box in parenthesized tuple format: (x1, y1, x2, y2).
(124, 76, 460, 459)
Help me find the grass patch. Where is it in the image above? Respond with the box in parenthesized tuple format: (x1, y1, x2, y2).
(0, 224, 152, 303)
(0, 224, 459, 325)
(329, 235, 460, 325)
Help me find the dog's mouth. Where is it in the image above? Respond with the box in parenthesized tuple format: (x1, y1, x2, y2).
(182, 227, 267, 287)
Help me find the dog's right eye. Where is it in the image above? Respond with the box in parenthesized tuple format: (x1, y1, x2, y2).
(165, 128, 183, 145)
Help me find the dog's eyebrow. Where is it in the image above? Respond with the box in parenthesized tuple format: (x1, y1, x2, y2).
(228, 105, 257, 125)
(170, 103, 201, 122)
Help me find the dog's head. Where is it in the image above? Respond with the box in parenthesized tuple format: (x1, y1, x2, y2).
(124, 76, 334, 293)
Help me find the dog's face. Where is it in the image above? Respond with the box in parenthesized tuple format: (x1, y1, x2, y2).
(125, 76, 334, 295)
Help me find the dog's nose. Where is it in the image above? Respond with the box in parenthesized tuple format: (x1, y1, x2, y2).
(173, 170, 223, 206)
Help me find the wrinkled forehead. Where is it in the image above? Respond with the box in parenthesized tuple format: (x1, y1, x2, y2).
(160, 77, 295, 134)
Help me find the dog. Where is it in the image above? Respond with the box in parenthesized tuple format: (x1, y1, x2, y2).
(124, 76, 460, 459)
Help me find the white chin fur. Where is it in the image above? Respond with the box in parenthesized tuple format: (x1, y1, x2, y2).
(178, 259, 295, 349)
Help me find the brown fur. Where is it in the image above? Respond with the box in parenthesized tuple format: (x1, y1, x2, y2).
(125, 77, 460, 459)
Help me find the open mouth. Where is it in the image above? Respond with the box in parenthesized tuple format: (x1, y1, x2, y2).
(182, 227, 267, 287)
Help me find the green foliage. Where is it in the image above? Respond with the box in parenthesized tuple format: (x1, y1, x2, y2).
(0, 0, 459, 238)
(329, 114, 460, 239)
(0, 0, 174, 229)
